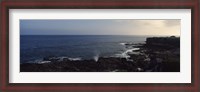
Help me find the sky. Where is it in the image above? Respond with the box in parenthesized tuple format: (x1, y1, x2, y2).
(20, 19, 180, 36)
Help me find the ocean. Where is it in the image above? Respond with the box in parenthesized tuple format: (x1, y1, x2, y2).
(20, 35, 148, 63)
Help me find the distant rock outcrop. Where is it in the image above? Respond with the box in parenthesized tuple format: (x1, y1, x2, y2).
(146, 36, 180, 49)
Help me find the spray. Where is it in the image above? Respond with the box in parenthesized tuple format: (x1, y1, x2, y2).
(94, 54, 99, 62)
(93, 50, 100, 62)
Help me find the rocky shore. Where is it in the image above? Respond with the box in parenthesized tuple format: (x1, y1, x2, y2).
(20, 36, 180, 72)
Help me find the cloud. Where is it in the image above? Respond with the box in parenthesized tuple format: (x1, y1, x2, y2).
(113, 20, 180, 36)
(115, 20, 179, 28)
(163, 20, 181, 27)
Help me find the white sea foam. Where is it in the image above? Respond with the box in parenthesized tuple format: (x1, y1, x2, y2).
(68, 57, 82, 61)
(115, 48, 140, 59)
(56, 56, 82, 61)
(57, 56, 68, 61)
(38, 61, 51, 64)
(120, 42, 126, 45)
(27, 59, 51, 64)
(28, 56, 82, 64)
(120, 42, 136, 46)
(27, 59, 43, 64)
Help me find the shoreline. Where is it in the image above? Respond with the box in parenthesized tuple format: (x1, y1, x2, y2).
(20, 36, 180, 72)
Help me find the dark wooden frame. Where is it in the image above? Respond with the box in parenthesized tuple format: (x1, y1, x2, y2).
(0, 0, 199, 92)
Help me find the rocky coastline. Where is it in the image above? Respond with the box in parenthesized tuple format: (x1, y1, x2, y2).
(20, 36, 180, 72)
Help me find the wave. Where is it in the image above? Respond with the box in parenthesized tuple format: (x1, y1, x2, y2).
(55, 56, 82, 61)
(115, 48, 140, 59)
(38, 61, 51, 64)
(68, 57, 82, 61)
(119, 42, 126, 45)
(25, 56, 82, 64)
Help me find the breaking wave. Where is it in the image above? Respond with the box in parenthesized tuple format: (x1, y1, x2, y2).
(26, 56, 82, 64)
(115, 48, 140, 59)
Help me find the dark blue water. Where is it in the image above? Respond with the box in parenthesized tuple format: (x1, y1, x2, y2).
(20, 35, 147, 63)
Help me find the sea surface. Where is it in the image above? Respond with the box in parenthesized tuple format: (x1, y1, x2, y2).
(20, 35, 148, 63)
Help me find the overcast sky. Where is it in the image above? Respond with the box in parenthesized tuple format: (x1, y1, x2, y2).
(20, 19, 180, 36)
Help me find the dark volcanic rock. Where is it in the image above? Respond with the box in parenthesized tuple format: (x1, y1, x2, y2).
(146, 36, 180, 50)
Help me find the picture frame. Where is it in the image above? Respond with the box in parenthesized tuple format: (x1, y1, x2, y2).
(0, 0, 199, 92)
